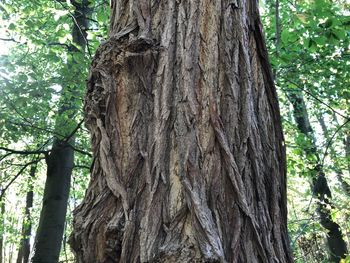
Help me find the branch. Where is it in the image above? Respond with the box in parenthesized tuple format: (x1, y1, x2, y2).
(0, 37, 23, 44)
(8, 120, 65, 138)
(321, 119, 350, 165)
(283, 79, 350, 121)
(0, 146, 48, 155)
(68, 144, 92, 157)
(0, 139, 52, 162)
(48, 42, 71, 49)
(53, 0, 92, 59)
(73, 165, 90, 170)
(3, 94, 66, 138)
(0, 158, 42, 201)
(64, 119, 84, 143)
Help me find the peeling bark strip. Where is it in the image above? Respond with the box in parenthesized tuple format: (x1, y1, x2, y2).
(71, 1, 293, 262)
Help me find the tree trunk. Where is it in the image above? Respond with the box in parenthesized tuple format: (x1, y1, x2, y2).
(0, 189, 4, 263)
(345, 133, 350, 179)
(16, 166, 35, 263)
(32, 139, 74, 263)
(32, 1, 90, 262)
(288, 91, 348, 262)
(71, 1, 293, 262)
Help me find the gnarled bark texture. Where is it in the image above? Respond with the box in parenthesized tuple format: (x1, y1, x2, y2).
(71, 1, 293, 262)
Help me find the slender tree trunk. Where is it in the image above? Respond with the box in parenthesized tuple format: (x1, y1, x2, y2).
(16, 166, 35, 263)
(288, 91, 348, 262)
(8, 212, 19, 263)
(32, 1, 90, 262)
(0, 189, 4, 263)
(71, 1, 293, 262)
(32, 139, 74, 263)
(345, 133, 350, 178)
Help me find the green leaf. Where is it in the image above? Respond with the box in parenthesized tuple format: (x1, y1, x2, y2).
(324, 18, 333, 28)
(332, 29, 346, 40)
(8, 23, 16, 30)
(18, 74, 28, 82)
(281, 30, 290, 43)
(314, 36, 326, 45)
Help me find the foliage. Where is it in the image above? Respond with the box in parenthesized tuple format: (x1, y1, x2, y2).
(0, 0, 109, 261)
(262, 0, 350, 261)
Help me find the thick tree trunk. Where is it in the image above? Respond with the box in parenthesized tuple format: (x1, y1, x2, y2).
(288, 91, 348, 262)
(16, 166, 35, 263)
(71, 1, 293, 262)
(32, 1, 90, 262)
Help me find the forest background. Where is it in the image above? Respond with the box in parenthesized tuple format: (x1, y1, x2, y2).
(0, 0, 349, 262)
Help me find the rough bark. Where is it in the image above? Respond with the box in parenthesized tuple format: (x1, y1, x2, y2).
(16, 166, 35, 263)
(71, 1, 293, 262)
(32, 1, 90, 262)
(288, 91, 348, 262)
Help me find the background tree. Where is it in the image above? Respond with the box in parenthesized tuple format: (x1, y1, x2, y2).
(261, 0, 350, 261)
(0, 0, 109, 261)
(32, 0, 91, 261)
(16, 165, 35, 263)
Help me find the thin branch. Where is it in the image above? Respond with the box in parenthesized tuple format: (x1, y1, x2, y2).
(0, 138, 52, 162)
(0, 152, 13, 162)
(64, 119, 84, 143)
(53, 0, 92, 58)
(0, 37, 24, 44)
(0, 147, 48, 155)
(0, 158, 43, 201)
(321, 119, 350, 165)
(283, 79, 350, 120)
(292, 212, 317, 246)
(73, 165, 90, 170)
(8, 121, 65, 138)
(68, 144, 92, 157)
(0, 141, 90, 159)
(48, 42, 71, 49)
(3, 94, 66, 138)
